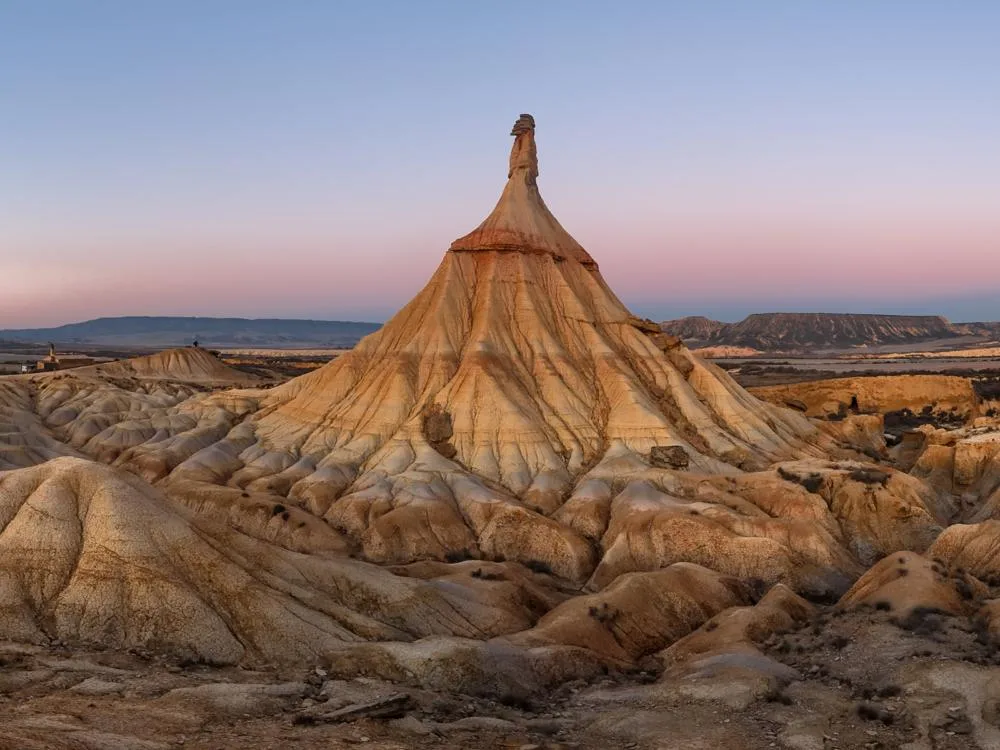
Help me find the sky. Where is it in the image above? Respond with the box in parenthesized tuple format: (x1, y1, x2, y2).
(2, 0, 999, 327)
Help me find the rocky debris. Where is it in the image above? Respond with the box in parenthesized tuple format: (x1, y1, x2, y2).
(4, 592, 1000, 749)
(648, 445, 690, 470)
(296, 692, 412, 723)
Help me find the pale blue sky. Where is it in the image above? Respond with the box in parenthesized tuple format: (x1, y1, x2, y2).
(2, 1, 998, 326)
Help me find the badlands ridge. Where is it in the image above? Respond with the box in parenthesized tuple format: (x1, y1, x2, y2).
(3, 116, 1000, 748)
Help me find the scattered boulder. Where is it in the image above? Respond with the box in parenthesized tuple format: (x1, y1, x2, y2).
(649, 445, 690, 470)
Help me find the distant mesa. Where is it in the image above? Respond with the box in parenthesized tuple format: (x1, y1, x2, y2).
(0, 316, 382, 348)
(661, 312, 1000, 351)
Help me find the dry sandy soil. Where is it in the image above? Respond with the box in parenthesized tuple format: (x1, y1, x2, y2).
(5, 598, 1000, 750)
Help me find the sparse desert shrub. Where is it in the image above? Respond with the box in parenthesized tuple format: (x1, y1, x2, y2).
(849, 467, 891, 486)
(777, 466, 824, 494)
(955, 576, 975, 601)
(827, 402, 848, 421)
(497, 692, 536, 712)
(973, 618, 993, 646)
(588, 602, 620, 625)
(524, 559, 553, 574)
(898, 606, 947, 635)
(742, 577, 770, 603)
(470, 568, 504, 581)
(974, 377, 1000, 401)
(764, 686, 793, 705)
(857, 702, 894, 724)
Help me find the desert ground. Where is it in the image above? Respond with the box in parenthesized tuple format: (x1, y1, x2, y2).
(3, 117, 1000, 750)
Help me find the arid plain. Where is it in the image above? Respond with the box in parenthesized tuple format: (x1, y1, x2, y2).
(3, 117, 1000, 750)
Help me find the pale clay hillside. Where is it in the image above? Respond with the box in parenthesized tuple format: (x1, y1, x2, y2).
(2, 116, 1000, 750)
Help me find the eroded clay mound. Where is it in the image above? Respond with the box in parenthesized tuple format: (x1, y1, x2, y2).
(83, 346, 261, 385)
(0, 457, 569, 664)
(752, 374, 979, 420)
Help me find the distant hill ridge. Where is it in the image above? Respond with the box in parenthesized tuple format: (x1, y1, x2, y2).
(0, 316, 382, 348)
(661, 312, 1000, 351)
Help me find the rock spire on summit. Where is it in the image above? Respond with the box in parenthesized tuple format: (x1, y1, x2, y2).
(508, 113, 538, 180)
(449, 114, 597, 268)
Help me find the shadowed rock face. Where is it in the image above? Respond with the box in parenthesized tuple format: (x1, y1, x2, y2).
(1, 116, 997, 699)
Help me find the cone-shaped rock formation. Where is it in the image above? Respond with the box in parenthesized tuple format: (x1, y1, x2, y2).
(247, 115, 823, 507)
